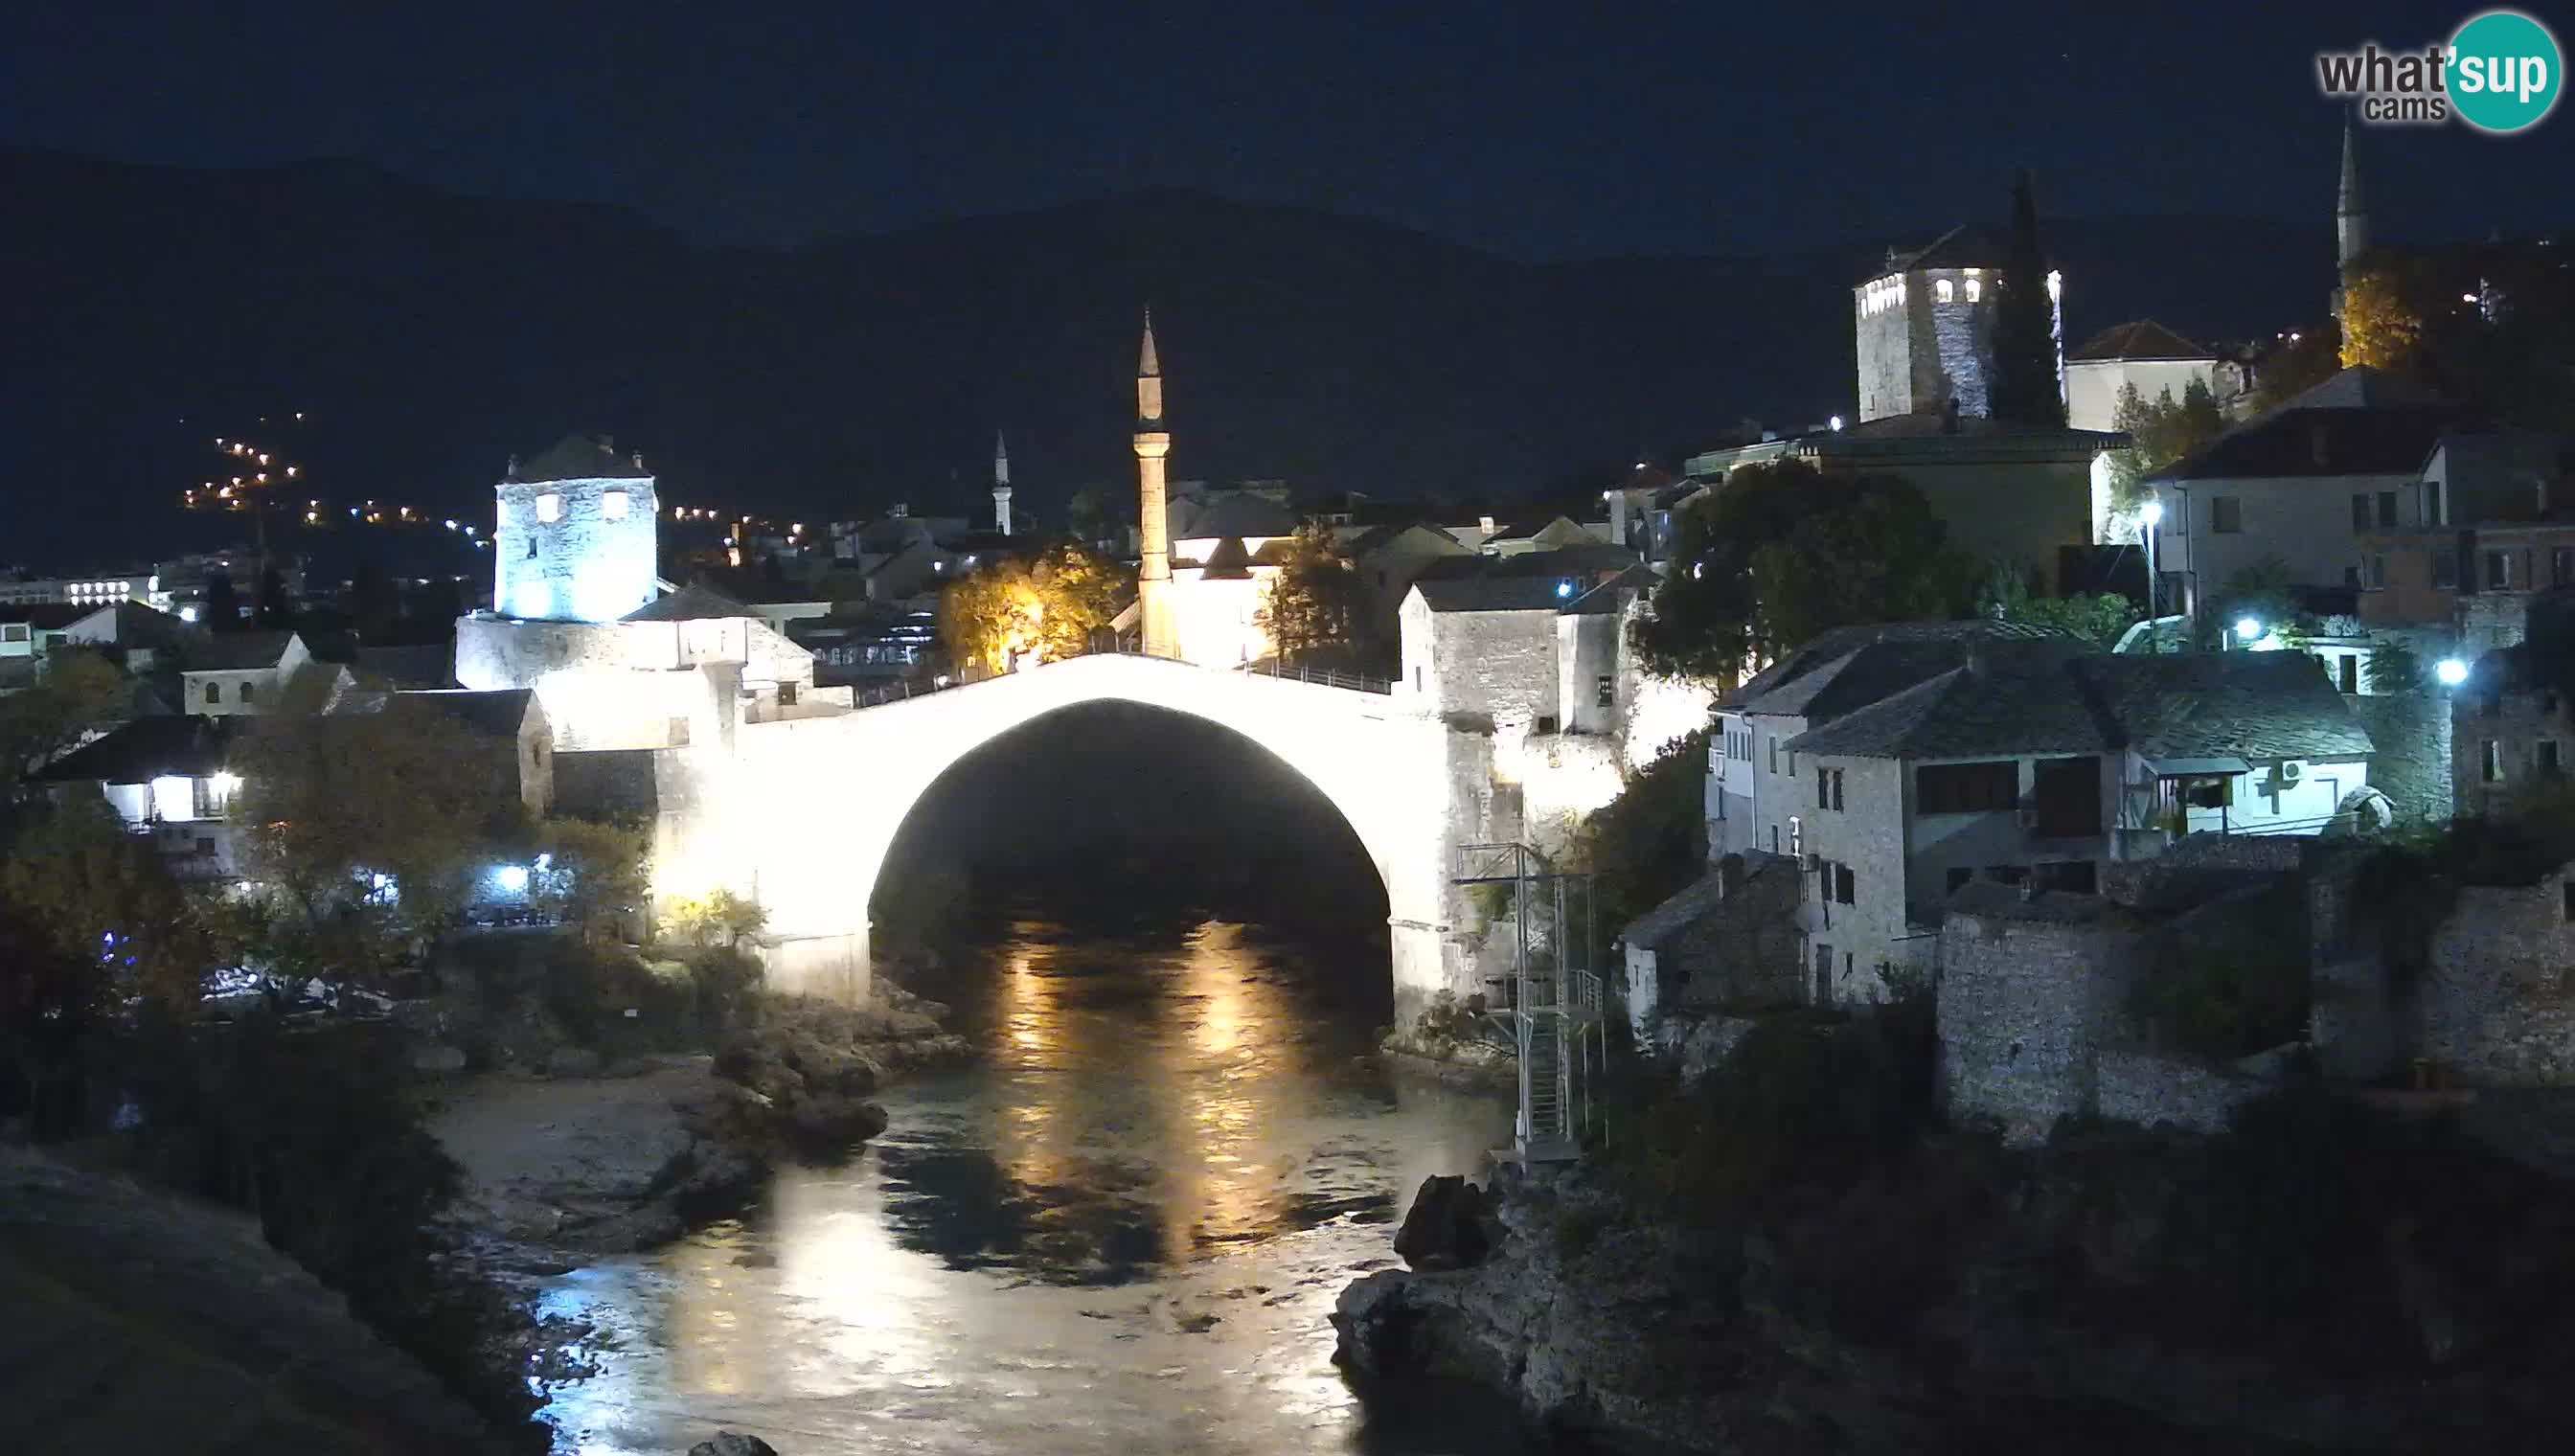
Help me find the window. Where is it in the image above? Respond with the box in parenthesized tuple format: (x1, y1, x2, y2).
(2028, 756, 2103, 835)
(536, 492, 563, 522)
(1831, 768, 1844, 810)
(1770, 825, 1780, 853)
(1789, 815, 1802, 858)
(2541, 739, 2562, 775)
(2351, 493, 2371, 532)
(2366, 554, 2387, 589)
(2339, 654, 2359, 694)
(778, 682, 798, 708)
(1965, 278, 1982, 303)
(204, 681, 221, 704)
(2555, 548, 2575, 585)
(2427, 478, 2445, 524)
(1915, 761, 2018, 814)
(238, 681, 254, 704)
(2182, 776, 2233, 808)
(1, 624, 25, 643)
(2433, 550, 2458, 590)
(2211, 496, 2242, 534)
(602, 489, 629, 521)
(2488, 551, 2514, 589)
(1413, 667, 1423, 692)
(2483, 739, 2503, 784)
(1834, 863, 1855, 904)
(1768, 738, 1777, 774)
(1813, 944, 1834, 1007)
(1596, 674, 1615, 709)
(2377, 490, 2398, 528)
(1535, 715, 1558, 736)
(1935, 279, 1954, 303)
(1818, 766, 1830, 808)
(525, 538, 538, 559)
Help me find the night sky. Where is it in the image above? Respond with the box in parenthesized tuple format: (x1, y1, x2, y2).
(6, 1, 2568, 259)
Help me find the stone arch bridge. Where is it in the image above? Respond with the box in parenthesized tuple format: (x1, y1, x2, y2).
(655, 653, 1492, 1026)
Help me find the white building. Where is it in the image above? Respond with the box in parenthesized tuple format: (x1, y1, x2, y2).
(2063, 320, 2219, 434)
(37, 716, 248, 881)
(179, 630, 312, 716)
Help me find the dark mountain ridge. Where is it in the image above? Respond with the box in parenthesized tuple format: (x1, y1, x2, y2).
(3, 148, 2336, 568)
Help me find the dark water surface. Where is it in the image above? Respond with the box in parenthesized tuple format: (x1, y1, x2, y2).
(537, 918, 1530, 1455)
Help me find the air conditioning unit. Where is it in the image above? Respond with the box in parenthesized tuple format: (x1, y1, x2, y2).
(2277, 760, 2303, 785)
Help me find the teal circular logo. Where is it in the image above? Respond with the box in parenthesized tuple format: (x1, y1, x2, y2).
(2449, 10, 2562, 133)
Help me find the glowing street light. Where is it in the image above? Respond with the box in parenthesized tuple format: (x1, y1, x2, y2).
(2234, 616, 2263, 644)
(2436, 657, 2470, 687)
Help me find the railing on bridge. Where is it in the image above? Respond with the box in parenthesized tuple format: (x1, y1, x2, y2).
(846, 649, 1391, 710)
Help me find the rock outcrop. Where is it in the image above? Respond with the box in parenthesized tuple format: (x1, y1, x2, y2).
(1390, 1173, 1491, 1271)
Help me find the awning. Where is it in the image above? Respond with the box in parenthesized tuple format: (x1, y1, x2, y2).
(2144, 755, 2251, 778)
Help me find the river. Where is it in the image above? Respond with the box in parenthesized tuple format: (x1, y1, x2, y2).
(535, 916, 1532, 1455)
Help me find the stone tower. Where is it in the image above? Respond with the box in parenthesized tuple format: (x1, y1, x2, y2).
(991, 429, 1014, 536)
(1133, 310, 1177, 658)
(1850, 227, 2017, 423)
(491, 433, 658, 623)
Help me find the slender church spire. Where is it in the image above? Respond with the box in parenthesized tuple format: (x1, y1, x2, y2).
(1132, 308, 1176, 658)
(991, 429, 1014, 536)
(2336, 117, 2370, 272)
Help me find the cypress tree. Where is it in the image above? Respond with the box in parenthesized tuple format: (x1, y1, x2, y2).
(1990, 169, 2064, 427)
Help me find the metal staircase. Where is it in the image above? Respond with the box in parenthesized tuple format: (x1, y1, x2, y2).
(1455, 842, 1604, 1162)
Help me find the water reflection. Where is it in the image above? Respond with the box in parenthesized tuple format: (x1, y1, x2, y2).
(537, 919, 1520, 1456)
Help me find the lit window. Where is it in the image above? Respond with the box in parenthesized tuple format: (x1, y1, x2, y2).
(1965, 278, 1982, 303)
(536, 492, 563, 523)
(602, 489, 629, 521)
(1936, 279, 1954, 304)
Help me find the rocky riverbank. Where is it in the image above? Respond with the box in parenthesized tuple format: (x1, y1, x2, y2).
(0, 1145, 507, 1455)
(1335, 1028, 2575, 1453)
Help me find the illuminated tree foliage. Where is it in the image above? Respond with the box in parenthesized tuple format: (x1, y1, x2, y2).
(0, 794, 204, 1008)
(1257, 523, 1369, 667)
(2339, 263, 2424, 372)
(936, 539, 1129, 676)
(2102, 378, 2225, 516)
(536, 816, 651, 944)
(1974, 566, 2140, 648)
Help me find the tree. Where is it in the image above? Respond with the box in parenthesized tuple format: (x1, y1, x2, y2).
(201, 572, 242, 629)
(0, 648, 127, 799)
(2365, 638, 2425, 694)
(1974, 566, 2141, 648)
(2339, 263, 2424, 373)
(661, 888, 767, 947)
(1258, 523, 1369, 667)
(253, 564, 294, 628)
(2252, 326, 2344, 413)
(0, 794, 203, 1008)
(349, 560, 400, 641)
(1063, 484, 1128, 550)
(535, 817, 650, 943)
(935, 539, 1128, 676)
(232, 678, 513, 986)
(1636, 461, 1960, 682)
(1988, 169, 2064, 427)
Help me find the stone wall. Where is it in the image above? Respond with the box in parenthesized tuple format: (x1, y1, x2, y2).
(492, 473, 659, 624)
(2353, 690, 2452, 827)
(2094, 1049, 2273, 1134)
(2405, 875, 2575, 1085)
(2452, 680, 2569, 821)
(1937, 895, 2156, 1147)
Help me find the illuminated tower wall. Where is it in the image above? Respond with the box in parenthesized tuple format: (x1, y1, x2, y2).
(491, 437, 660, 623)
(1134, 314, 1178, 659)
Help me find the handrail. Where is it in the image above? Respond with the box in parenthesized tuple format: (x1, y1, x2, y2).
(846, 648, 1392, 710)
(1234, 658, 1394, 694)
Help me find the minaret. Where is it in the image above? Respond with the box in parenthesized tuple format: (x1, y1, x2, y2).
(1133, 308, 1178, 659)
(991, 429, 1014, 536)
(2334, 119, 2369, 320)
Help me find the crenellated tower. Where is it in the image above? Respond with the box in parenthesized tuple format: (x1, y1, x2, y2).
(1133, 309, 1177, 658)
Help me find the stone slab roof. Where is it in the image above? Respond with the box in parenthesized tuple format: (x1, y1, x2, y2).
(1720, 620, 2073, 711)
(389, 688, 537, 739)
(0, 603, 94, 629)
(1622, 855, 1792, 949)
(2068, 319, 2214, 363)
(1785, 648, 2374, 762)
(1177, 492, 1300, 541)
(1414, 577, 1572, 613)
(37, 715, 241, 785)
(513, 434, 649, 483)
(1875, 224, 2009, 279)
(181, 629, 299, 672)
(622, 583, 755, 623)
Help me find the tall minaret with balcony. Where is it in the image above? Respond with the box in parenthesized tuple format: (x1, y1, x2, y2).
(991, 429, 1014, 536)
(2334, 119, 2371, 319)
(1133, 310, 1177, 658)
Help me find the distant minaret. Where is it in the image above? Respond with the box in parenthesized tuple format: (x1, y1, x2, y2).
(2335, 119, 2370, 319)
(991, 429, 1014, 536)
(1134, 308, 1177, 659)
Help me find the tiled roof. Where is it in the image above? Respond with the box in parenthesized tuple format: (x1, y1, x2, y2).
(2153, 402, 2465, 482)
(2068, 320, 2214, 363)
(1621, 861, 1788, 949)
(1197, 536, 1256, 580)
(1414, 577, 1574, 613)
(1876, 224, 2009, 278)
(1176, 492, 1300, 540)
(1745, 636, 2088, 724)
(1562, 564, 1661, 615)
(514, 434, 649, 483)
(388, 688, 538, 739)
(1784, 648, 2372, 762)
(37, 715, 242, 785)
(181, 629, 299, 672)
(0, 603, 88, 629)
(622, 583, 754, 623)
(353, 643, 455, 690)
(1721, 620, 2074, 710)
(1348, 521, 1462, 557)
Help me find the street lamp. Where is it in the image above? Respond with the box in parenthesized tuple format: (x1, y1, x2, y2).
(2234, 617, 2264, 648)
(2435, 657, 2469, 687)
(2138, 500, 2164, 652)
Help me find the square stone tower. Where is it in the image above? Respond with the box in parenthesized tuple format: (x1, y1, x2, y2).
(1853, 226, 2027, 423)
(493, 434, 659, 623)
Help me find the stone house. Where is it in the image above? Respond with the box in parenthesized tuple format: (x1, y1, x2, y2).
(2144, 366, 2468, 613)
(1621, 851, 1804, 1040)
(1782, 646, 2373, 1002)
(2062, 319, 2220, 435)
(387, 688, 556, 817)
(1706, 620, 2081, 866)
(35, 715, 250, 881)
(1346, 522, 1470, 651)
(178, 629, 311, 716)
(2453, 635, 2575, 819)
